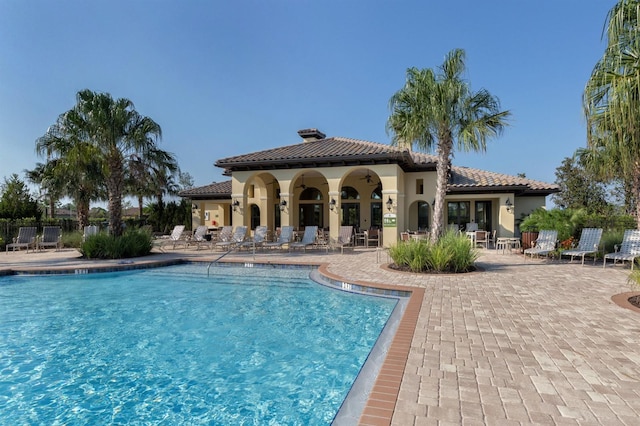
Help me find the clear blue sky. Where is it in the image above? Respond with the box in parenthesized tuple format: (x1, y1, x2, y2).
(0, 0, 615, 198)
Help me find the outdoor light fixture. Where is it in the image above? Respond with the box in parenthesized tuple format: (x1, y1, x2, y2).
(279, 199, 287, 211)
(386, 196, 394, 212)
(505, 198, 513, 214)
(232, 199, 240, 212)
(329, 198, 336, 211)
(192, 203, 198, 212)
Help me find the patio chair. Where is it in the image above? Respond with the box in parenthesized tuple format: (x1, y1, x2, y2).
(289, 226, 318, 252)
(264, 226, 294, 249)
(364, 228, 380, 247)
(523, 230, 558, 261)
(153, 225, 187, 251)
(603, 229, 640, 270)
(332, 226, 354, 254)
(215, 226, 247, 251)
(314, 228, 330, 252)
(561, 228, 603, 266)
(6, 226, 37, 253)
(474, 230, 489, 249)
(82, 225, 99, 242)
(37, 226, 62, 251)
(188, 225, 212, 250)
(238, 226, 268, 251)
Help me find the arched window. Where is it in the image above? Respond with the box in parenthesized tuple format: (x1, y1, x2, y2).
(370, 185, 382, 200)
(340, 186, 360, 200)
(300, 188, 322, 201)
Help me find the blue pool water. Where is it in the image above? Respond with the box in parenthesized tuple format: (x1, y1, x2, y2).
(0, 264, 397, 425)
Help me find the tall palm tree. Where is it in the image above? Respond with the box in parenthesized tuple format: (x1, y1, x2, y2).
(35, 122, 105, 229)
(25, 162, 62, 219)
(387, 49, 510, 242)
(62, 90, 162, 236)
(584, 0, 640, 227)
(126, 146, 178, 220)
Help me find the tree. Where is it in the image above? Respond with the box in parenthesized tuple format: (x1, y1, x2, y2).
(40, 90, 162, 236)
(553, 156, 609, 213)
(0, 174, 41, 220)
(35, 122, 105, 229)
(387, 49, 510, 242)
(126, 147, 178, 220)
(583, 0, 640, 227)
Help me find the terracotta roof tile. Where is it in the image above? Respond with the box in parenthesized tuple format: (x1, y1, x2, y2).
(178, 181, 231, 198)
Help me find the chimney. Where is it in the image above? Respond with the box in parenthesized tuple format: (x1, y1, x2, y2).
(297, 128, 326, 142)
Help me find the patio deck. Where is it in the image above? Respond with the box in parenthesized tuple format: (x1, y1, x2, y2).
(2, 246, 639, 425)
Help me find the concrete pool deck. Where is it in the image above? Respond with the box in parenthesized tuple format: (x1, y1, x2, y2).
(2, 246, 640, 425)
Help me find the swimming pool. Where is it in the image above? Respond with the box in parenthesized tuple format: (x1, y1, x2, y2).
(0, 263, 399, 424)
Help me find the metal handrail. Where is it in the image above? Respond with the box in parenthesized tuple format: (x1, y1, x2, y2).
(207, 247, 236, 277)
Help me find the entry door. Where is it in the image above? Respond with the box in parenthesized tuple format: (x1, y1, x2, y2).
(475, 201, 492, 231)
(341, 203, 360, 229)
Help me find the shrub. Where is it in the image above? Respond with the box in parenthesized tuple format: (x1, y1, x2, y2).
(79, 228, 153, 259)
(61, 231, 83, 248)
(388, 231, 478, 273)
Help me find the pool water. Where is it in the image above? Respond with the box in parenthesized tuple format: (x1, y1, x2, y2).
(0, 264, 397, 425)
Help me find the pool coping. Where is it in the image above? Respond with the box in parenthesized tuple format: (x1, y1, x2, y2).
(1, 256, 423, 425)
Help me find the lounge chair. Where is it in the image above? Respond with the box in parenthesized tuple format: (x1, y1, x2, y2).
(215, 226, 247, 251)
(561, 228, 603, 265)
(289, 226, 318, 252)
(6, 226, 37, 253)
(154, 225, 187, 251)
(332, 226, 354, 254)
(82, 225, 99, 242)
(213, 226, 233, 244)
(523, 230, 558, 261)
(37, 226, 62, 251)
(238, 226, 268, 251)
(603, 229, 640, 270)
(264, 226, 294, 249)
(314, 229, 330, 252)
(188, 225, 212, 250)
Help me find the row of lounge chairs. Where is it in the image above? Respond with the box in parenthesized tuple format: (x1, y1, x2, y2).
(5, 226, 63, 253)
(523, 228, 640, 269)
(153, 225, 357, 253)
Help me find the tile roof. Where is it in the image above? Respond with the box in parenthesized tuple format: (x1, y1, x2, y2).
(178, 181, 231, 199)
(181, 134, 558, 198)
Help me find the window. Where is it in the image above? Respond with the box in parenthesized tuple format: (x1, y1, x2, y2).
(300, 187, 322, 200)
(341, 203, 360, 228)
(416, 179, 424, 195)
(418, 201, 429, 230)
(371, 202, 382, 228)
(447, 201, 470, 230)
(370, 185, 382, 200)
(250, 204, 260, 230)
(341, 186, 360, 200)
(475, 201, 492, 231)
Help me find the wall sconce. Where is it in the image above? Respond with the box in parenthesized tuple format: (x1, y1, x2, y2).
(191, 203, 198, 212)
(386, 196, 394, 212)
(329, 198, 336, 211)
(232, 199, 240, 212)
(505, 198, 513, 213)
(279, 199, 287, 211)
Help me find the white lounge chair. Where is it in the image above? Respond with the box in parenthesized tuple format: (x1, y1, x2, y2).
(523, 230, 558, 261)
(289, 226, 318, 252)
(82, 225, 99, 242)
(264, 226, 294, 250)
(603, 229, 640, 270)
(188, 225, 212, 250)
(215, 226, 247, 251)
(561, 228, 603, 265)
(6, 227, 37, 253)
(37, 226, 62, 251)
(332, 226, 354, 254)
(154, 225, 187, 251)
(238, 226, 268, 251)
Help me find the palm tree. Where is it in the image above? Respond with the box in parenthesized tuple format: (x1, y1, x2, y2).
(25, 162, 62, 219)
(583, 0, 640, 227)
(62, 90, 162, 236)
(35, 122, 105, 229)
(387, 49, 510, 242)
(126, 146, 178, 220)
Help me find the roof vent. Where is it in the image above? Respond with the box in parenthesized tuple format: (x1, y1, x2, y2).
(297, 128, 326, 142)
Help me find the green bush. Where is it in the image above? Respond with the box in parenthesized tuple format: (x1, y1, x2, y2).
(388, 231, 478, 273)
(79, 229, 153, 259)
(61, 231, 83, 248)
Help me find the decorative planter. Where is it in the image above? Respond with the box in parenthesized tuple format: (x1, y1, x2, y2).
(521, 231, 539, 251)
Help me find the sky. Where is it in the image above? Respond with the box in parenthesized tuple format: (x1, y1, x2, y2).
(0, 0, 616, 203)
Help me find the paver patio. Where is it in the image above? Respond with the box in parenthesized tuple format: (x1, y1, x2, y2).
(2, 246, 639, 425)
